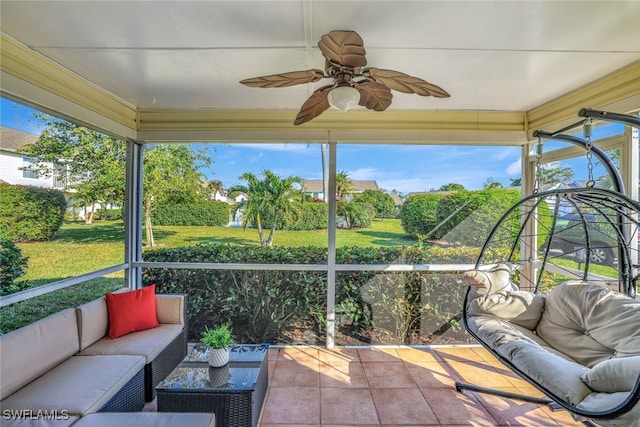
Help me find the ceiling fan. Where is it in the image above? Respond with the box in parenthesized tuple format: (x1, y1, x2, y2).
(240, 30, 450, 125)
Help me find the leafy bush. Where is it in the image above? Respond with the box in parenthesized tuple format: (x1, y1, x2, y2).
(0, 238, 29, 295)
(143, 243, 478, 344)
(0, 183, 66, 242)
(355, 189, 397, 218)
(152, 200, 229, 226)
(263, 202, 328, 230)
(400, 193, 446, 238)
(438, 189, 522, 246)
(339, 201, 374, 229)
(97, 208, 123, 221)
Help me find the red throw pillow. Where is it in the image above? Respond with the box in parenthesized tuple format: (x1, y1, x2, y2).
(105, 285, 159, 339)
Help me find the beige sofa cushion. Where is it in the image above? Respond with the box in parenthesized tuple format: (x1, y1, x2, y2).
(76, 297, 109, 351)
(581, 356, 640, 392)
(0, 308, 79, 398)
(0, 355, 144, 416)
(77, 293, 184, 351)
(73, 413, 215, 427)
(78, 324, 183, 363)
(536, 281, 640, 368)
(156, 294, 185, 325)
(0, 417, 79, 427)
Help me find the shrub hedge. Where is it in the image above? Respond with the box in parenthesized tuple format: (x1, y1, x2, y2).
(142, 243, 479, 344)
(97, 208, 123, 221)
(261, 201, 328, 230)
(0, 183, 67, 242)
(400, 193, 447, 238)
(0, 238, 29, 295)
(400, 189, 523, 246)
(355, 189, 397, 218)
(152, 200, 230, 226)
(437, 189, 522, 246)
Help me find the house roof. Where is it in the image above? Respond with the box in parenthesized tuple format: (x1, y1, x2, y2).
(1, 2, 638, 144)
(0, 126, 38, 153)
(303, 179, 379, 193)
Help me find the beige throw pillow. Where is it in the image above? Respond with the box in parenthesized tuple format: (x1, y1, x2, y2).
(469, 291, 546, 330)
(463, 263, 517, 300)
(581, 356, 640, 392)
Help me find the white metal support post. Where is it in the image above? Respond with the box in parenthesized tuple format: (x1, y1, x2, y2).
(326, 139, 337, 348)
(124, 139, 144, 290)
(521, 143, 538, 292)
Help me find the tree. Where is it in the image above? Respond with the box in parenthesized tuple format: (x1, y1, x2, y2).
(143, 145, 211, 247)
(483, 178, 503, 189)
(511, 162, 575, 189)
(438, 183, 465, 192)
(336, 171, 356, 201)
(355, 189, 396, 218)
(228, 170, 303, 247)
(538, 162, 574, 186)
(21, 114, 126, 224)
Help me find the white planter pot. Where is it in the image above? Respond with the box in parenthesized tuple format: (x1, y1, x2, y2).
(208, 347, 230, 367)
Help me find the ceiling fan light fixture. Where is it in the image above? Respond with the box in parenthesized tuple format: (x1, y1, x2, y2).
(328, 85, 360, 111)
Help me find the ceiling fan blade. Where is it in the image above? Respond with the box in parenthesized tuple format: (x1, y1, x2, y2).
(357, 82, 392, 111)
(318, 30, 367, 69)
(240, 69, 325, 88)
(294, 85, 332, 125)
(364, 68, 450, 98)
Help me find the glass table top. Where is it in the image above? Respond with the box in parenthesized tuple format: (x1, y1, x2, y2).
(156, 344, 268, 392)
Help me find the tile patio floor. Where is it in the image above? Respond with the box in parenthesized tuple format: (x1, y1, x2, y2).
(258, 345, 584, 427)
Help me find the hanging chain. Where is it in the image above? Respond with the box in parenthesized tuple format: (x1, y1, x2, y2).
(584, 118, 595, 187)
(533, 137, 543, 193)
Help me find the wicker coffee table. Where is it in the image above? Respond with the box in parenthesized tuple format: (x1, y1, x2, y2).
(156, 343, 269, 427)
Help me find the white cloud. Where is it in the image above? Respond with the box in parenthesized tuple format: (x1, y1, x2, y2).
(506, 159, 521, 175)
(348, 167, 378, 180)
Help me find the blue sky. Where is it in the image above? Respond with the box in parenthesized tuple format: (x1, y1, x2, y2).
(2, 97, 618, 194)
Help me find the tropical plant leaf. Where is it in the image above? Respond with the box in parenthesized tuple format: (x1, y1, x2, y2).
(357, 82, 392, 111)
(294, 85, 332, 125)
(365, 68, 450, 97)
(318, 30, 367, 68)
(240, 69, 324, 88)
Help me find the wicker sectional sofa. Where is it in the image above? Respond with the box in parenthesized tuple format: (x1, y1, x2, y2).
(0, 290, 188, 422)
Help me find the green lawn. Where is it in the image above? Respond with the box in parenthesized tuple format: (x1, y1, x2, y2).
(3, 219, 412, 333)
(152, 218, 412, 248)
(17, 218, 412, 283)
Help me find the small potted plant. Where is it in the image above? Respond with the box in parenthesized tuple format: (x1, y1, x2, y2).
(201, 323, 236, 367)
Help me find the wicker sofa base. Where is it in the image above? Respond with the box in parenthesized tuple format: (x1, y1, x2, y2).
(158, 391, 253, 427)
(145, 330, 188, 401)
(98, 368, 145, 413)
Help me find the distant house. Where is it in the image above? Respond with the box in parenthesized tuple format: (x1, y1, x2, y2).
(302, 179, 379, 201)
(0, 126, 65, 189)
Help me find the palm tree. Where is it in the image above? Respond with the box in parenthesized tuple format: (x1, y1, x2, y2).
(228, 170, 303, 247)
(336, 171, 356, 201)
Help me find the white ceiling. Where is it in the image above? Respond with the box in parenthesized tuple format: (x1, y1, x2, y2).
(1, 0, 639, 116)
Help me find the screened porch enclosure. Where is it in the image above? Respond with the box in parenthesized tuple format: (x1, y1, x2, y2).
(1, 1, 639, 345)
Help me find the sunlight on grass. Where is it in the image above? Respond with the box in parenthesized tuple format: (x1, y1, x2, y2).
(0, 277, 124, 333)
(15, 219, 412, 287)
(150, 218, 410, 248)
